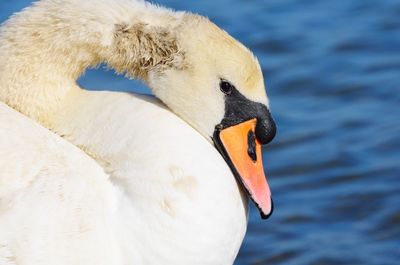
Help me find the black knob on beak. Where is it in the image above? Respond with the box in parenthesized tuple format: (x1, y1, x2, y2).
(255, 109, 277, 145)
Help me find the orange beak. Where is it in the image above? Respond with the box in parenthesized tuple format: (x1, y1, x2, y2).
(214, 118, 273, 219)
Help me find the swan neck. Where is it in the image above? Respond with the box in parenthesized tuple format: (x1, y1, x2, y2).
(0, 0, 184, 124)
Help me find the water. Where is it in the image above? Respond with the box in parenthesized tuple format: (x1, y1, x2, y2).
(1, 0, 399, 264)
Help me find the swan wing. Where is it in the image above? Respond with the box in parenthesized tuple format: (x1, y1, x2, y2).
(0, 103, 122, 265)
(52, 90, 248, 264)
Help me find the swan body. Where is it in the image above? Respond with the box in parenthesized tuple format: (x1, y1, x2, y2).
(0, 0, 276, 264)
(0, 92, 248, 264)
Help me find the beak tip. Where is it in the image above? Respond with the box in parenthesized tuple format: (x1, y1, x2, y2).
(259, 197, 274, 220)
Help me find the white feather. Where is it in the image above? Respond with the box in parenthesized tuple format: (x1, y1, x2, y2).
(0, 0, 268, 264)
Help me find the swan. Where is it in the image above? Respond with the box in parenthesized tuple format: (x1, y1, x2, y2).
(0, 0, 277, 264)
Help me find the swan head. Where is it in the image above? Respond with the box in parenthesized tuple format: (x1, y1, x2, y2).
(112, 14, 276, 219)
(147, 15, 276, 144)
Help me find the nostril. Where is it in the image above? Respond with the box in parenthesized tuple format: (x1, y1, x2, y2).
(247, 130, 257, 162)
(255, 117, 277, 145)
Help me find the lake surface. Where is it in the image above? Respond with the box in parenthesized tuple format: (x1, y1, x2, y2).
(1, 0, 399, 264)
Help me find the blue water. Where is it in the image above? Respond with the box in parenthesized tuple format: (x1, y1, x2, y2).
(1, 0, 399, 264)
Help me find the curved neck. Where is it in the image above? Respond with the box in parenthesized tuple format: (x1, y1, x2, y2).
(0, 0, 184, 125)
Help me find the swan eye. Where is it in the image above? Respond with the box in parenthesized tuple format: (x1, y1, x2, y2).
(220, 80, 234, 95)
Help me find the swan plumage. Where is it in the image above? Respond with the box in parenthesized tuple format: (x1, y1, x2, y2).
(0, 0, 276, 264)
(0, 92, 247, 264)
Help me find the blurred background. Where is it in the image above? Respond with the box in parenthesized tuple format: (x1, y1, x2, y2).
(1, 0, 399, 264)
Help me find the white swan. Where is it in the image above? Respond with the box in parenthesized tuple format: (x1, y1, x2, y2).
(0, 0, 276, 264)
